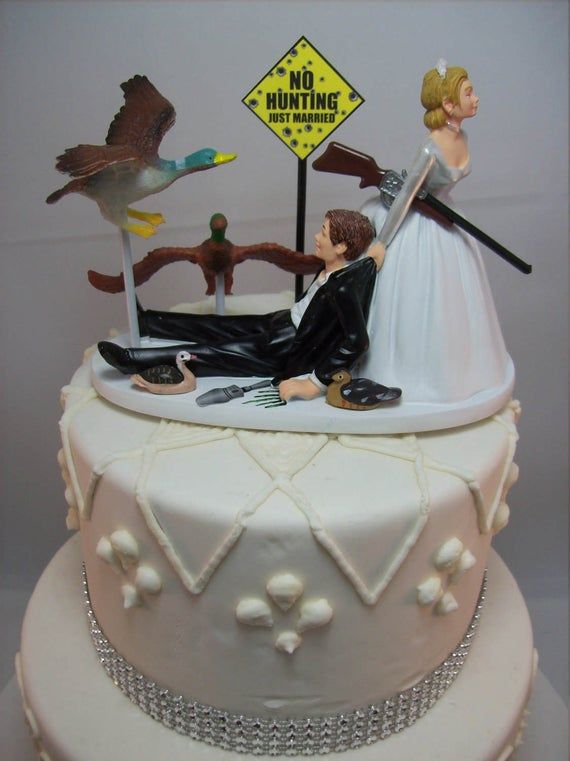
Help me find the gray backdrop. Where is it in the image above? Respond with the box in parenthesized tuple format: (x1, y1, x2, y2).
(1, 0, 567, 702)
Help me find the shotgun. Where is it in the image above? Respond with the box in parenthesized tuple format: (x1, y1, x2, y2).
(312, 142, 532, 274)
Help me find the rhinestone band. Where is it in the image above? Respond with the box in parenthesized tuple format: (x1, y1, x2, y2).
(83, 567, 486, 755)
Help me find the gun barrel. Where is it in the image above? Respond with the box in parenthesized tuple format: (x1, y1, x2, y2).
(424, 195, 532, 274)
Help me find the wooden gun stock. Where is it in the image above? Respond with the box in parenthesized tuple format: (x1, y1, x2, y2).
(312, 142, 452, 229)
(312, 142, 386, 189)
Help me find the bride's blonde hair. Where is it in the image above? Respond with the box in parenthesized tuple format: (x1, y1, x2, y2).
(421, 65, 469, 129)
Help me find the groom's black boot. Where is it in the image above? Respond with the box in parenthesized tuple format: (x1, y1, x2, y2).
(98, 341, 194, 375)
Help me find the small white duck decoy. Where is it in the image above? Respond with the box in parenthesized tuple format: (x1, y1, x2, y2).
(131, 350, 196, 395)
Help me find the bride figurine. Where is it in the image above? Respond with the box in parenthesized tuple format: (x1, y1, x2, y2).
(358, 61, 513, 407)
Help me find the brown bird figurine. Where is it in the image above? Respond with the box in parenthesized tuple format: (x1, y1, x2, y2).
(131, 350, 197, 395)
(46, 75, 236, 238)
(326, 369, 402, 411)
(87, 213, 322, 295)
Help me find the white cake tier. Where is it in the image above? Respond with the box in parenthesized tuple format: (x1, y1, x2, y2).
(17, 538, 536, 761)
(58, 355, 521, 719)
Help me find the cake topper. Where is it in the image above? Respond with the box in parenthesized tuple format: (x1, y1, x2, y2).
(46, 75, 236, 345)
(98, 210, 389, 404)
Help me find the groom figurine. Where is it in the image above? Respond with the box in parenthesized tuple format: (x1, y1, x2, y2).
(99, 209, 385, 401)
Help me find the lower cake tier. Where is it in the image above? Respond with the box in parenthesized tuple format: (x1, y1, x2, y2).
(17, 538, 536, 761)
(57, 358, 521, 721)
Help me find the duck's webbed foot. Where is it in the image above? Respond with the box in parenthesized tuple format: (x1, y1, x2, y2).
(127, 208, 166, 227)
(123, 221, 157, 239)
(122, 208, 166, 238)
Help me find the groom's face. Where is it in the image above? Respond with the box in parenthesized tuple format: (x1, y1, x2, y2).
(314, 218, 345, 264)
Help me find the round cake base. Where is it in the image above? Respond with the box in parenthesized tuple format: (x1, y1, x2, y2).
(17, 537, 535, 761)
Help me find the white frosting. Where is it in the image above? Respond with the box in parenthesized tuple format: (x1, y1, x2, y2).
(493, 502, 511, 534)
(135, 565, 163, 595)
(484, 409, 519, 533)
(95, 536, 122, 574)
(492, 461, 519, 535)
(436, 591, 459, 616)
(83, 343, 98, 363)
(15, 652, 54, 761)
(109, 530, 139, 568)
(58, 385, 98, 519)
(297, 598, 333, 632)
(266, 573, 304, 611)
(504, 462, 520, 493)
(275, 631, 302, 655)
(451, 550, 477, 583)
(434, 538, 464, 571)
(509, 399, 522, 423)
(417, 576, 443, 605)
(236, 598, 274, 628)
(57, 448, 80, 531)
(121, 583, 141, 609)
(497, 744, 515, 761)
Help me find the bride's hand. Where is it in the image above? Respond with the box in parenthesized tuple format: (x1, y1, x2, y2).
(367, 242, 386, 270)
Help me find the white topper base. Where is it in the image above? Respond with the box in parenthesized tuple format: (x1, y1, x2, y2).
(91, 334, 515, 434)
(17, 536, 535, 761)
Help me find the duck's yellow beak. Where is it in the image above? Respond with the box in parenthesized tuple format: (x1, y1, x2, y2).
(214, 152, 237, 166)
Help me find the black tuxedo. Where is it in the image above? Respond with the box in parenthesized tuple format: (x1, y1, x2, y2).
(130, 256, 377, 385)
(278, 255, 376, 384)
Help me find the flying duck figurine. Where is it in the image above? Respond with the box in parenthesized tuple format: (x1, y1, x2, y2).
(46, 75, 236, 238)
(130, 350, 197, 395)
(87, 212, 322, 295)
(326, 369, 402, 411)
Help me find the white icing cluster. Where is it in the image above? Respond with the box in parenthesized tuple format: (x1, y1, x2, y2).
(236, 572, 333, 654)
(416, 537, 477, 615)
(96, 529, 163, 609)
(236, 598, 273, 627)
(266, 572, 304, 610)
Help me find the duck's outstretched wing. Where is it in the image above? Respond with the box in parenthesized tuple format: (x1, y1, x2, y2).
(106, 75, 176, 158)
(88, 246, 202, 293)
(46, 177, 89, 204)
(54, 144, 141, 178)
(88, 242, 322, 293)
(232, 243, 322, 275)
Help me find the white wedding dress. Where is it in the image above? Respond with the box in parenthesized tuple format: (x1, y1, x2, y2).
(357, 136, 512, 405)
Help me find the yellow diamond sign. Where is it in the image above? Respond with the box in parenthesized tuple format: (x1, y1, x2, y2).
(243, 36, 364, 160)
